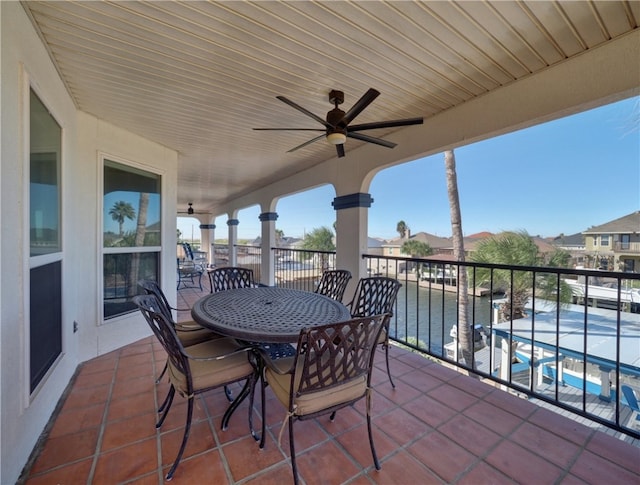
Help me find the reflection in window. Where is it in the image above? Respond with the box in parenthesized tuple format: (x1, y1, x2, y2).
(104, 160, 161, 247)
(30, 90, 61, 256)
(103, 160, 161, 319)
(104, 252, 159, 318)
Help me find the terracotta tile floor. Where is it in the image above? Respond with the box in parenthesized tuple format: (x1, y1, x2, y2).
(19, 286, 640, 485)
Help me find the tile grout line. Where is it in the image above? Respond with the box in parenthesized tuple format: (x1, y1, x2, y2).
(86, 349, 120, 484)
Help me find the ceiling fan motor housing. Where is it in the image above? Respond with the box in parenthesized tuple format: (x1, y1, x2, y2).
(328, 90, 344, 105)
(326, 108, 346, 135)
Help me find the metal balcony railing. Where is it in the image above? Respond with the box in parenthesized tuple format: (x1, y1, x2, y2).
(212, 244, 640, 438)
(363, 253, 640, 440)
(273, 247, 337, 291)
(614, 241, 640, 253)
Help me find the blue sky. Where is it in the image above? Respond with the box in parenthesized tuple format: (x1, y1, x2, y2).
(179, 96, 639, 241)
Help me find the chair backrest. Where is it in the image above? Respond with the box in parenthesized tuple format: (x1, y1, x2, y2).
(209, 267, 255, 292)
(182, 242, 195, 260)
(622, 385, 640, 411)
(137, 279, 174, 321)
(133, 294, 189, 379)
(314, 269, 352, 301)
(348, 276, 402, 318)
(292, 315, 385, 403)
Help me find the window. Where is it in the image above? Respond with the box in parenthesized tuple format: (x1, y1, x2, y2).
(30, 90, 61, 256)
(103, 159, 161, 319)
(601, 234, 609, 246)
(621, 234, 631, 250)
(622, 259, 635, 272)
(593, 236, 598, 247)
(29, 88, 62, 392)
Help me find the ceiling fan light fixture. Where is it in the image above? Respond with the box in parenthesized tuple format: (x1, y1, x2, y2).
(187, 203, 194, 215)
(326, 132, 346, 145)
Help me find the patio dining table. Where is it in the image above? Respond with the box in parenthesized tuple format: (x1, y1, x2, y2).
(191, 286, 351, 343)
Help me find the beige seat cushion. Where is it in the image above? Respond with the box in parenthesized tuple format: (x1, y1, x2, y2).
(168, 337, 253, 395)
(176, 321, 221, 347)
(266, 358, 366, 416)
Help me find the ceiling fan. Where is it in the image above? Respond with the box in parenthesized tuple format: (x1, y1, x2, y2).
(177, 202, 209, 216)
(253, 88, 423, 158)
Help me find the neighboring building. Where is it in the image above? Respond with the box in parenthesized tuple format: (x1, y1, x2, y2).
(551, 232, 586, 267)
(382, 231, 451, 258)
(582, 211, 640, 272)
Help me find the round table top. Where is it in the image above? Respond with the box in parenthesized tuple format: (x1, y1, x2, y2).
(191, 287, 351, 343)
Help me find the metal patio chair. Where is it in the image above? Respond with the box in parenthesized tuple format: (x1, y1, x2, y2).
(314, 269, 352, 302)
(137, 280, 233, 404)
(133, 294, 259, 481)
(259, 315, 386, 485)
(347, 276, 402, 387)
(208, 266, 255, 293)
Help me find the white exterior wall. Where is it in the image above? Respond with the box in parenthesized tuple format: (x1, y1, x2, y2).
(0, 4, 178, 483)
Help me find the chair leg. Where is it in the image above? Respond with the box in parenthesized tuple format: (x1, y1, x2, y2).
(158, 384, 173, 413)
(383, 342, 396, 388)
(166, 396, 194, 481)
(247, 373, 262, 442)
(156, 385, 175, 429)
(289, 416, 300, 485)
(221, 379, 251, 430)
(259, 371, 267, 449)
(366, 410, 381, 470)
(156, 360, 168, 384)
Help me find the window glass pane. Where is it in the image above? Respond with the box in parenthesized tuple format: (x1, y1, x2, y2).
(104, 252, 159, 318)
(104, 160, 161, 247)
(30, 90, 61, 256)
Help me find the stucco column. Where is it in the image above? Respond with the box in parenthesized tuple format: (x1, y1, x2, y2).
(259, 212, 278, 286)
(227, 219, 238, 266)
(199, 223, 215, 266)
(333, 193, 373, 299)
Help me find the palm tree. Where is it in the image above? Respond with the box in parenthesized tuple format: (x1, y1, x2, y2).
(471, 231, 572, 321)
(109, 200, 135, 237)
(400, 239, 432, 276)
(445, 149, 474, 367)
(275, 229, 284, 246)
(396, 220, 408, 239)
(301, 226, 335, 270)
(128, 193, 149, 296)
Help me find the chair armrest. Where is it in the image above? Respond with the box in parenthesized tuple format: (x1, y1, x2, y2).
(183, 344, 254, 362)
(174, 322, 202, 332)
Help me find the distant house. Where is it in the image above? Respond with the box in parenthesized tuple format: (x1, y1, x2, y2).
(582, 211, 640, 272)
(382, 231, 451, 258)
(551, 232, 586, 267)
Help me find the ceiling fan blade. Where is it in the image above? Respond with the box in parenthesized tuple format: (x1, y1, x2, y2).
(253, 128, 325, 131)
(277, 96, 331, 128)
(347, 132, 397, 148)
(348, 117, 424, 132)
(336, 144, 345, 158)
(339, 88, 380, 127)
(287, 134, 325, 153)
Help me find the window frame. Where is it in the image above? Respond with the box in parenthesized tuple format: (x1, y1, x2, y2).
(100, 153, 162, 322)
(27, 83, 65, 399)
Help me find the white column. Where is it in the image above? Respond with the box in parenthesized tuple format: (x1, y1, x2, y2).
(259, 212, 277, 286)
(333, 193, 373, 301)
(199, 223, 215, 266)
(227, 218, 238, 266)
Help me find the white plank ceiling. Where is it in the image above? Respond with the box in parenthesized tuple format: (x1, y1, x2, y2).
(22, 1, 639, 212)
